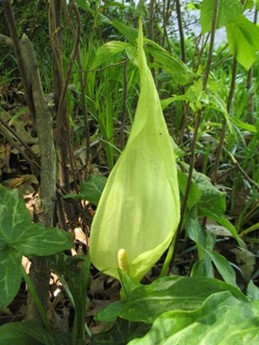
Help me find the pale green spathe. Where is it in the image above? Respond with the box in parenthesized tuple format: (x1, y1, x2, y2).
(90, 20, 180, 281)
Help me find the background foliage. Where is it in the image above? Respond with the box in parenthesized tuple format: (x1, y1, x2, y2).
(0, 0, 259, 344)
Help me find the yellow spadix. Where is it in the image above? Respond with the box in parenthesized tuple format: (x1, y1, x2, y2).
(90, 20, 180, 281)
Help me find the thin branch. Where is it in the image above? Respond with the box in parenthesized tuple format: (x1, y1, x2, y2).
(175, 0, 186, 63)
(168, 0, 220, 273)
(2, 0, 36, 124)
(212, 59, 237, 183)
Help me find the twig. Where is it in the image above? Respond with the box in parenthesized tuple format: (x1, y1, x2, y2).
(2, 0, 36, 124)
(227, 150, 259, 193)
(0, 116, 40, 169)
(167, 0, 220, 273)
(175, 0, 186, 63)
(55, 1, 81, 145)
(212, 59, 237, 183)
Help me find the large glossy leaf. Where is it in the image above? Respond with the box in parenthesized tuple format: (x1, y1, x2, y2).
(201, 0, 242, 33)
(0, 187, 73, 309)
(15, 224, 73, 256)
(0, 187, 31, 242)
(90, 20, 180, 281)
(128, 292, 259, 345)
(96, 275, 247, 324)
(226, 15, 259, 70)
(0, 187, 73, 256)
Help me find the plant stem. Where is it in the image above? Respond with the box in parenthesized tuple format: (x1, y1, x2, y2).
(20, 33, 56, 324)
(212, 59, 237, 183)
(167, 0, 220, 273)
(2, 0, 36, 125)
(175, 0, 186, 63)
(21, 266, 50, 331)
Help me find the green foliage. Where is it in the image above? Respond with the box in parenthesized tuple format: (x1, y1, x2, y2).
(91, 319, 150, 345)
(0, 187, 73, 309)
(92, 41, 135, 69)
(64, 175, 107, 206)
(97, 275, 247, 323)
(128, 291, 259, 345)
(201, 0, 259, 69)
(0, 321, 70, 345)
(50, 254, 91, 344)
(226, 15, 259, 70)
(2, 0, 259, 343)
(201, 0, 242, 33)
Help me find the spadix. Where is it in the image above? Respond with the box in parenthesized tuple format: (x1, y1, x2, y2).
(90, 20, 180, 281)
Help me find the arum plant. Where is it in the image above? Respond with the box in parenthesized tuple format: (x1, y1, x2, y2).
(90, 19, 180, 282)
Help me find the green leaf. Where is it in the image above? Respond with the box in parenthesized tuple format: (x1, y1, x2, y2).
(186, 209, 207, 247)
(79, 175, 107, 205)
(74, 0, 92, 12)
(145, 41, 189, 84)
(231, 117, 257, 133)
(95, 300, 125, 322)
(0, 322, 70, 345)
(201, 0, 242, 33)
(0, 329, 38, 345)
(0, 187, 73, 308)
(208, 93, 234, 134)
(206, 251, 237, 287)
(107, 20, 189, 84)
(0, 187, 73, 257)
(0, 252, 22, 309)
(111, 20, 139, 44)
(185, 209, 238, 287)
(193, 171, 226, 215)
(97, 276, 247, 324)
(0, 188, 31, 243)
(92, 41, 135, 68)
(16, 224, 73, 256)
(128, 291, 259, 345)
(244, 0, 255, 10)
(191, 257, 214, 278)
(226, 15, 259, 70)
(247, 280, 259, 301)
(92, 318, 150, 345)
(118, 269, 141, 298)
(64, 175, 107, 206)
(200, 208, 241, 244)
